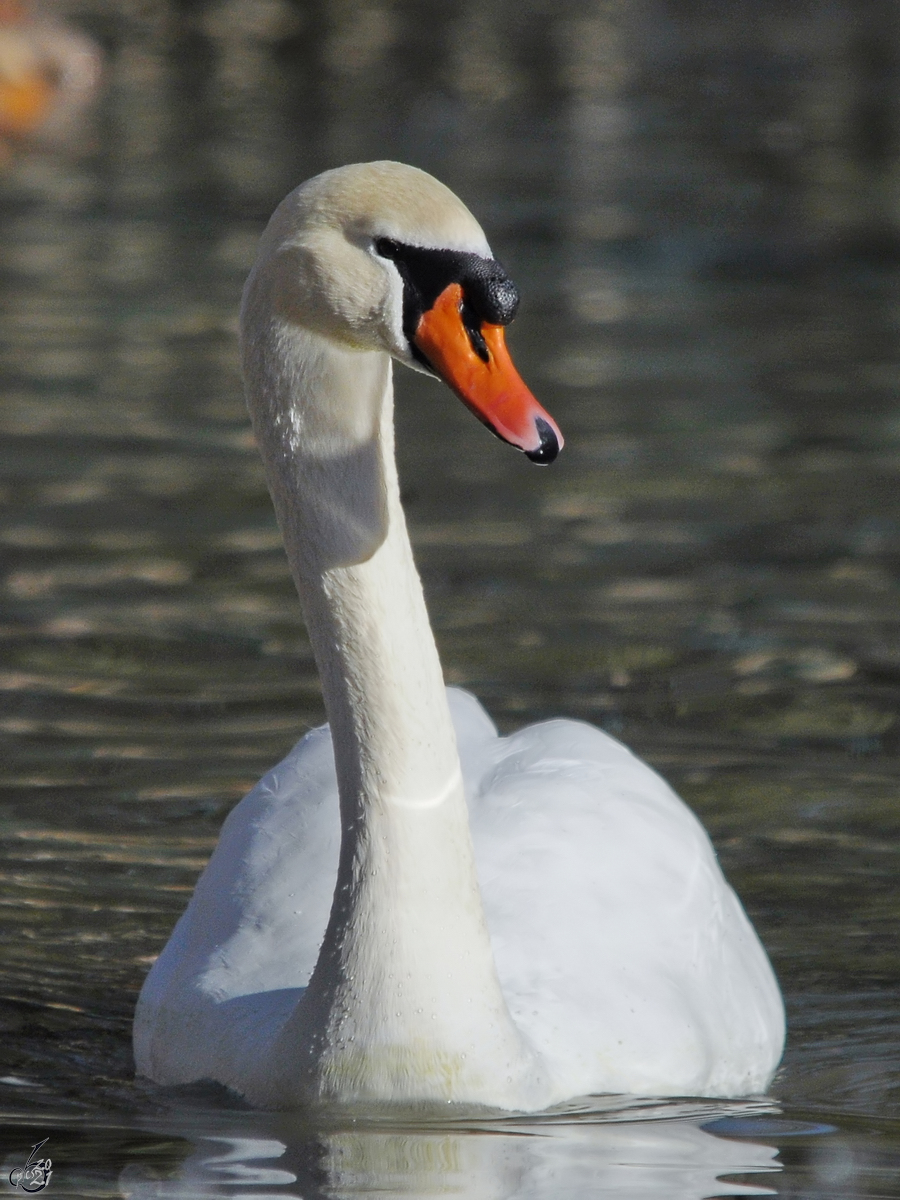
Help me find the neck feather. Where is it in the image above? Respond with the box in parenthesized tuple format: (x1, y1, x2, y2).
(241, 315, 548, 1108)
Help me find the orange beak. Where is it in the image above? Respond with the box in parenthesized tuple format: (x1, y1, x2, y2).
(413, 283, 563, 463)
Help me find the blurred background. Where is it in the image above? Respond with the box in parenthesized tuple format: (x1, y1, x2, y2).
(1, 0, 899, 1191)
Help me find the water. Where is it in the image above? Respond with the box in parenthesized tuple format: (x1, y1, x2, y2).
(1, 1, 899, 1194)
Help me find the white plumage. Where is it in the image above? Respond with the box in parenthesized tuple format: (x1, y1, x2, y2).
(136, 688, 783, 1106)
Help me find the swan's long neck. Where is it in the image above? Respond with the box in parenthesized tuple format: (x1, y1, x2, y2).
(242, 310, 547, 1108)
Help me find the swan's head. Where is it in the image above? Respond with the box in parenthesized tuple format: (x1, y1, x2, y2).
(245, 161, 562, 463)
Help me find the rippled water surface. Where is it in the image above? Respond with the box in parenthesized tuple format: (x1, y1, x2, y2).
(1, 1, 899, 1195)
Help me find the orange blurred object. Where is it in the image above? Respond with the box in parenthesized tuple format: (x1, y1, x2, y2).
(0, 0, 100, 155)
(0, 71, 53, 137)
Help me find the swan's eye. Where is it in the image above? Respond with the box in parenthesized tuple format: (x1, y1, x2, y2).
(374, 237, 401, 260)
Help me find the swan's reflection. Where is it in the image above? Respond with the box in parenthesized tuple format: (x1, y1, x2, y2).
(120, 1110, 779, 1199)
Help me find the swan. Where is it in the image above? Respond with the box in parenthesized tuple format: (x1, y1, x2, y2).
(134, 161, 785, 1112)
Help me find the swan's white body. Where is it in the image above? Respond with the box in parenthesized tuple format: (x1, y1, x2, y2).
(134, 162, 785, 1111)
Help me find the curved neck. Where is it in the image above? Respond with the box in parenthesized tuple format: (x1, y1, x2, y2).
(242, 315, 546, 1107)
(245, 318, 459, 814)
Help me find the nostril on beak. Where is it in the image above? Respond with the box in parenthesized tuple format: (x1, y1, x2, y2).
(524, 417, 560, 464)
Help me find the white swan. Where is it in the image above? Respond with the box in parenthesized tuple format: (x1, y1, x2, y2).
(134, 161, 785, 1112)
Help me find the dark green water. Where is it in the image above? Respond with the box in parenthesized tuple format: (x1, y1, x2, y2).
(0, 1, 898, 1194)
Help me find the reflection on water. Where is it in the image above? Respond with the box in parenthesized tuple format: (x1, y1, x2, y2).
(5, 1109, 894, 1200)
(1, 0, 900, 1194)
(118, 1115, 783, 1200)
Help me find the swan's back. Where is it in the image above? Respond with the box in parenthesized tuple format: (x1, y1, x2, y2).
(135, 688, 783, 1099)
(456, 692, 782, 1096)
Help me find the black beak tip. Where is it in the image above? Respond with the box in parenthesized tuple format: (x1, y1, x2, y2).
(524, 417, 560, 464)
